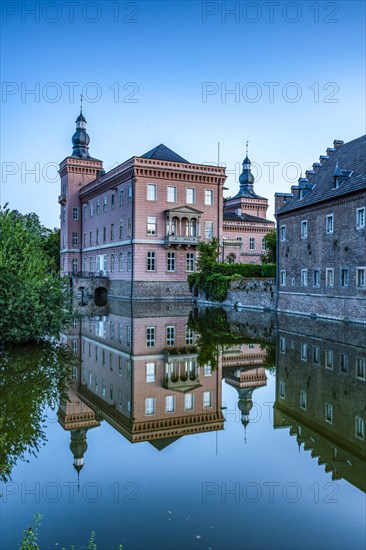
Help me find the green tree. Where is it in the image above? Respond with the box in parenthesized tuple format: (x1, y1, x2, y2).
(196, 237, 220, 272)
(261, 229, 276, 264)
(0, 206, 70, 344)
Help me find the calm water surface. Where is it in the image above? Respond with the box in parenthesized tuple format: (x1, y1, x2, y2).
(1, 303, 365, 550)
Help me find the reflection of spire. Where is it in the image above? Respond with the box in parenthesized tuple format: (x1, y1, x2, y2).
(69, 428, 89, 487)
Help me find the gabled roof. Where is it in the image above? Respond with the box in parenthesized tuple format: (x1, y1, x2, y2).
(277, 135, 366, 215)
(223, 212, 274, 224)
(140, 143, 189, 163)
(165, 205, 203, 215)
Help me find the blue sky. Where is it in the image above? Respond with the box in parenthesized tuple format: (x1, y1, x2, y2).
(1, 0, 365, 227)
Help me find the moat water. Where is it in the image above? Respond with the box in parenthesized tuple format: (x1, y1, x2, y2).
(1, 303, 365, 550)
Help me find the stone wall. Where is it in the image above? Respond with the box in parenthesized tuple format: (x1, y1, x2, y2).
(195, 278, 276, 311)
(109, 279, 192, 301)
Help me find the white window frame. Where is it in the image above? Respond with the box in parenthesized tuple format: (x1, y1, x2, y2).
(147, 183, 157, 201)
(301, 220, 308, 239)
(325, 402, 333, 424)
(340, 267, 349, 288)
(72, 232, 78, 246)
(280, 225, 286, 242)
(301, 269, 308, 287)
(204, 189, 214, 206)
(326, 214, 334, 234)
(301, 343, 307, 361)
(356, 207, 365, 229)
(167, 185, 177, 203)
(147, 251, 156, 272)
(280, 270, 286, 287)
(356, 267, 365, 288)
(249, 237, 256, 251)
(203, 391, 213, 409)
(313, 269, 320, 287)
(72, 207, 79, 221)
(166, 325, 175, 346)
(186, 252, 195, 272)
(186, 187, 196, 204)
(280, 336, 286, 354)
(326, 268, 334, 287)
(325, 349, 334, 370)
(146, 326, 155, 348)
(279, 381, 285, 399)
(355, 416, 364, 440)
(167, 252, 176, 272)
(145, 397, 156, 416)
(185, 393, 194, 411)
(299, 390, 307, 411)
(147, 217, 157, 236)
(356, 357, 365, 380)
(146, 362, 155, 383)
(165, 395, 176, 413)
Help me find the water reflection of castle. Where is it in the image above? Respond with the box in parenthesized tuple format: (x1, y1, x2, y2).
(274, 316, 366, 492)
(58, 304, 270, 474)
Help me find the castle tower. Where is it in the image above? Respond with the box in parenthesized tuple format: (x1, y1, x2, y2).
(59, 107, 103, 275)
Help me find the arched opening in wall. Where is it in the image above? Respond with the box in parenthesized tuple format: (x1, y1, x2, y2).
(94, 286, 108, 306)
(77, 286, 88, 306)
(226, 253, 236, 264)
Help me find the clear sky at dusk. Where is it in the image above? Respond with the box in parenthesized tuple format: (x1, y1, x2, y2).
(1, 0, 365, 227)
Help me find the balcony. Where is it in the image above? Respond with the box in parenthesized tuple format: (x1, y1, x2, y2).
(165, 235, 200, 247)
(58, 193, 66, 205)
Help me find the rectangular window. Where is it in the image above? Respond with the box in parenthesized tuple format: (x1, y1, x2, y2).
(110, 253, 115, 272)
(261, 237, 266, 251)
(186, 327, 194, 346)
(165, 395, 176, 413)
(103, 227, 106, 243)
(128, 185, 132, 201)
(326, 268, 334, 287)
(166, 326, 175, 346)
(109, 384, 113, 400)
(118, 324, 122, 343)
(96, 229, 99, 244)
(203, 364, 212, 376)
(90, 203, 93, 217)
(313, 346, 320, 364)
(301, 220, 308, 239)
(186, 188, 195, 204)
(147, 183, 157, 201)
(146, 326, 155, 348)
(127, 218, 132, 237)
(89, 257, 93, 272)
(326, 214, 334, 234)
(185, 393, 194, 411)
(89, 231, 92, 245)
(127, 360, 131, 380)
(147, 217, 157, 236)
(204, 221, 213, 239)
(340, 268, 349, 288)
(103, 196, 107, 212)
(280, 336, 286, 354)
(325, 403, 333, 424)
(96, 200, 100, 214)
(167, 252, 176, 272)
(325, 349, 334, 369)
(145, 397, 156, 416)
(340, 353, 348, 373)
(186, 252, 195, 272)
(301, 269, 308, 287)
(356, 267, 365, 288)
(83, 205, 87, 220)
(203, 391, 213, 409)
(356, 207, 365, 229)
(356, 358, 365, 380)
(118, 389, 122, 409)
(167, 186, 177, 203)
(313, 269, 320, 287)
(83, 232, 86, 247)
(147, 251, 156, 272)
(355, 416, 365, 440)
(62, 208, 66, 223)
(72, 207, 79, 220)
(119, 190, 123, 206)
(279, 381, 285, 399)
(280, 225, 286, 241)
(127, 326, 131, 346)
(119, 253, 123, 272)
(249, 237, 255, 250)
(111, 194, 115, 209)
(280, 270, 286, 287)
(110, 224, 114, 240)
(301, 343, 308, 361)
(204, 189, 214, 205)
(300, 390, 307, 410)
(146, 362, 155, 383)
(72, 232, 78, 246)
(127, 251, 132, 271)
(119, 220, 123, 239)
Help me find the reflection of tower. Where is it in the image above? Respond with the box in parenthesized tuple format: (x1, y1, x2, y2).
(58, 385, 100, 482)
(70, 428, 89, 478)
(224, 366, 267, 441)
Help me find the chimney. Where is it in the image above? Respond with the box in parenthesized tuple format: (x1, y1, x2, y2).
(333, 140, 344, 149)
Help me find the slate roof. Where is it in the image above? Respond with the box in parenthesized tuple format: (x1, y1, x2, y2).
(277, 135, 366, 216)
(140, 143, 189, 163)
(223, 211, 274, 224)
(230, 188, 266, 200)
